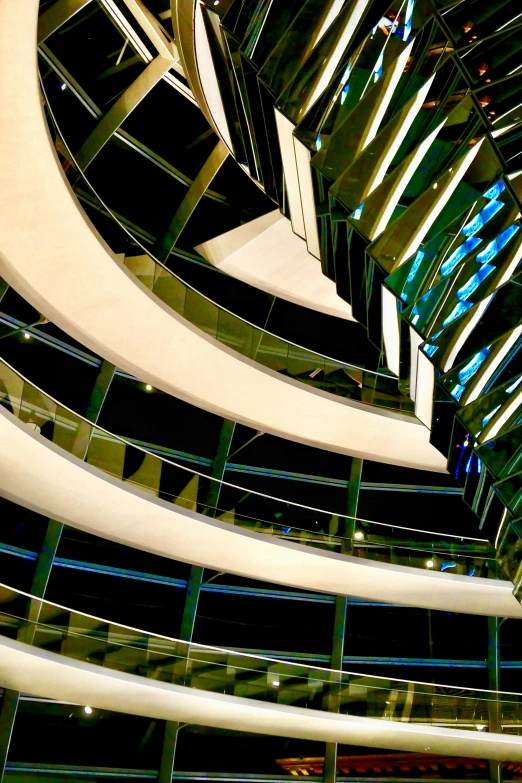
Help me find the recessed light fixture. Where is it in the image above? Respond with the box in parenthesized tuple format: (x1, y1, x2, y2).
(273, 680, 279, 687)
(426, 560, 434, 569)
(477, 724, 486, 731)
(354, 530, 364, 541)
(23, 332, 31, 339)
(84, 706, 93, 715)
(145, 384, 153, 391)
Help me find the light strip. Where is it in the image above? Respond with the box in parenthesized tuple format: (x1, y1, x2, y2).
(396, 138, 485, 267)
(299, 0, 372, 120)
(357, 40, 414, 155)
(465, 325, 522, 404)
(364, 73, 436, 199)
(414, 350, 435, 429)
(493, 100, 522, 125)
(369, 120, 446, 240)
(409, 326, 423, 402)
(496, 11, 522, 31)
(382, 285, 401, 375)
(495, 508, 509, 550)
(491, 123, 518, 139)
(482, 384, 522, 441)
(443, 295, 493, 373)
(163, 71, 197, 105)
(311, 0, 345, 49)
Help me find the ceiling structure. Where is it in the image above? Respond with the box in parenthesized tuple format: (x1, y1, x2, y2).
(1, 0, 522, 781)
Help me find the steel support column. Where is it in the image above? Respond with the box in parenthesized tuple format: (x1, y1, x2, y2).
(324, 595, 348, 783)
(324, 457, 362, 783)
(341, 457, 363, 553)
(159, 418, 235, 783)
(488, 615, 502, 783)
(0, 361, 115, 781)
(0, 691, 18, 780)
(154, 140, 229, 260)
(85, 360, 116, 423)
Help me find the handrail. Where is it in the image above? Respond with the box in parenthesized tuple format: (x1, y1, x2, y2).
(0, 355, 495, 576)
(39, 71, 414, 418)
(2, 579, 521, 697)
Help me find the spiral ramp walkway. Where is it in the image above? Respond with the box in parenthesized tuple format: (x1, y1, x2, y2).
(1, 590, 522, 761)
(0, 0, 443, 472)
(0, 0, 522, 773)
(174, 0, 522, 590)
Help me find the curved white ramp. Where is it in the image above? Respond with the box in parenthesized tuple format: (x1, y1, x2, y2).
(1, 408, 520, 618)
(0, 0, 444, 472)
(195, 211, 354, 321)
(1, 635, 522, 760)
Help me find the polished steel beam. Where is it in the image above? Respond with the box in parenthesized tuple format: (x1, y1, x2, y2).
(155, 139, 229, 259)
(76, 54, 174, 170)
(121, 0, 176, 61)
(37, 0, 93, 44)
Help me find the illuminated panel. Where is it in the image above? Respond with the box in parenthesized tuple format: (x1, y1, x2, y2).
(294, 137, 321, 259)
(396, 139, 485, 267)
(382, 285, 401, 375)
(415, 350, 435, 429)
(275, 109, 306, 239)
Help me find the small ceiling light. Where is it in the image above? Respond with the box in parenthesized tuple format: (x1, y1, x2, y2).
(426, 560, 434, 569)
(432, 182, 438, 189)
(273, 680, 279, 688)
(354, 530, 364, 541)
(477, 724, 486, 731)
(60, 83, 67, 91)
(213, 0, 219, 4)
(386, 700, 390, 704)
(84, 706, 93, 715)
(145, 384, 153, 391)
(23, 332, 31, 339)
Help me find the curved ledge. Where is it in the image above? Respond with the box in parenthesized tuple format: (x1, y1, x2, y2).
(195, 211, 355, 321)
(0, 0, 443, 471)
(1, 635, 522, 760)
(1, 408, 520, 617)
